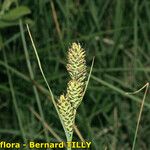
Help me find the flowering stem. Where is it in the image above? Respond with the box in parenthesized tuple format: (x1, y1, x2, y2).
(66, 132, 73, 150)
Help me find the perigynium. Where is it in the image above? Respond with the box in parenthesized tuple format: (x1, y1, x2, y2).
(57, 42, 87, 145)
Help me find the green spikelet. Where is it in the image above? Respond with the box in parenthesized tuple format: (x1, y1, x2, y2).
(66, 42, 87, 109)
(67, 42, 87, 82)
(66, 80, 84, 109)
(57, 42, 87, 138)
(57, 95, 76, 135)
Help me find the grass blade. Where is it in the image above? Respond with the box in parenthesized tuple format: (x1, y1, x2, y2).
(19, 19, 49, 142)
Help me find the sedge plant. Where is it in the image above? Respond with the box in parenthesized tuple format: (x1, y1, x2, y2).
(27, 24, 94, 150)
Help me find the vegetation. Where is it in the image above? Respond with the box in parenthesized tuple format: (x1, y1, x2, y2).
(0, 0, 150, 149)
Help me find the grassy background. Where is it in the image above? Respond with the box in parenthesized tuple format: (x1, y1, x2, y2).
(0, 0, 150, 149)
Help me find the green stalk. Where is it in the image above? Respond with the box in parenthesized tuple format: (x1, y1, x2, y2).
(66, 132, 73, 150)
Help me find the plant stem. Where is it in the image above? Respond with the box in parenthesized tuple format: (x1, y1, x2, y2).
(66, 132, 73, 150)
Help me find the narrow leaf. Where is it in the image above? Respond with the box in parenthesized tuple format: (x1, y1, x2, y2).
(0, 6, 31, 21)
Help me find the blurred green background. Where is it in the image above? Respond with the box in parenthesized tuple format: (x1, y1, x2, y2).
(0, 0, 150, 149)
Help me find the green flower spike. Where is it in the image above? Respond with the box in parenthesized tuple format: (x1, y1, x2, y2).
(57, 94, 76, 136)
(67, 42, 87, 82)
(66, 80, 84, 109)
(57, 42, 87, 148)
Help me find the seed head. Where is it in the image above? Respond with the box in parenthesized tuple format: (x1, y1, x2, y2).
(66, 80, 84, 109)
(57, 42, 87, 136)
(67, 43, 87, 82)
(57, 95, 76, 135)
